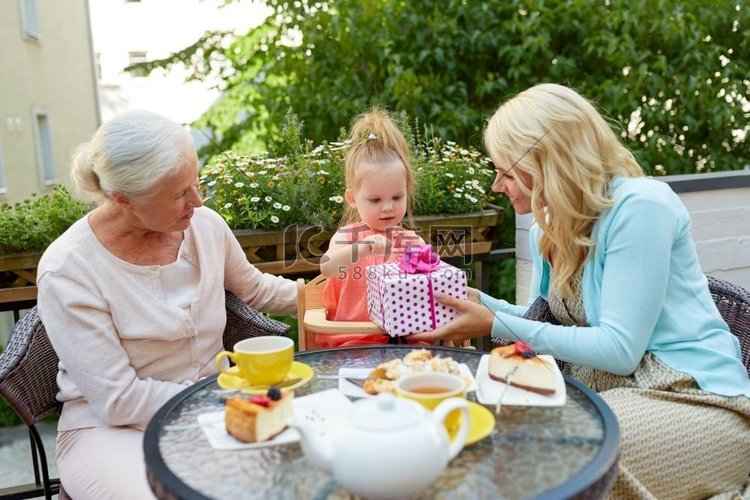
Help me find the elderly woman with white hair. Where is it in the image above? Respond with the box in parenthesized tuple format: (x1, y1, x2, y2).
(412, 83, 750, 499)
(37, 110, 297, 498)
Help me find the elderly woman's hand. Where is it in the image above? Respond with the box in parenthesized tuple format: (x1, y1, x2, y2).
(409, 294, 495, 344)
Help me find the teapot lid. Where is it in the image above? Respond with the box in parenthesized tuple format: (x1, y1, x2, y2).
(351, 394, 422, 431)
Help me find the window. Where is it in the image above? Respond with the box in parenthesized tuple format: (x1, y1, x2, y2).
(19, 0, 40, 40)
(128, 51, 148, 77)
(32, 108, 57, 187)
(95, 52, 102, 80)
(0, 137, 7, 195)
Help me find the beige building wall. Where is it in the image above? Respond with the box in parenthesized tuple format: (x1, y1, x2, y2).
(0, 0, 100, 205)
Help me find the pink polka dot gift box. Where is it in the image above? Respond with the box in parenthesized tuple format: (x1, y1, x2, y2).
(366, 245, 468, 338)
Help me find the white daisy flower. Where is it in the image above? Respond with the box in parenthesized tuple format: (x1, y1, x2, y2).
(270, 215, 279, 223)
(250, 197, 260, 202)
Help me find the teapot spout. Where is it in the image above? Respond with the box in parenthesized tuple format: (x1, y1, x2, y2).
(290, 417, 334, 473)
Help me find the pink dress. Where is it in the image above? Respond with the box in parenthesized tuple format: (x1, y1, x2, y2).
(317, 223, 430, 348)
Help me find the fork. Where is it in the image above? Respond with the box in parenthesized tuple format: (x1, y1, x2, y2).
(495, 366, 518, 415)
(317, 375, 368, 388)
(344, 378, 367, 388)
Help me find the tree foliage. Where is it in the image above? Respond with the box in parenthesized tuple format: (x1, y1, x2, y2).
(150, 0, 749, 175)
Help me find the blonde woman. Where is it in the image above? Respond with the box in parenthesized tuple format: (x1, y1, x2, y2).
(412, 83, 750, 498)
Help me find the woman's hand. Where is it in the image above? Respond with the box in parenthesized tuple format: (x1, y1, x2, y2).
(466, 287, 481, 304)
(409, 294, 496, 344)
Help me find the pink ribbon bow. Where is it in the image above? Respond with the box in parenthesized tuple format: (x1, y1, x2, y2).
(396, 245, 441, 332)
(398, 245, 440, 274)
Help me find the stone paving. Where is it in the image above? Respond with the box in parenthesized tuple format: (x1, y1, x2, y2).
(0, 421, 58, 492)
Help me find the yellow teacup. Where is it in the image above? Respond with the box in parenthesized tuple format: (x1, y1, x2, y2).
(396, 372, 468, 437)
(214, 336, 294, 386)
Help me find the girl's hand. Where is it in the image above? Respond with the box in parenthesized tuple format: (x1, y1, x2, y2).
(320, 231, 390, 277)
(362, 234, 389, 257)
(409, 294, 495, 344)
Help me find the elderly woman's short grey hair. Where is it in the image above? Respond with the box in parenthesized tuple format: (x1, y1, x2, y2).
(71, 109, 194, 203)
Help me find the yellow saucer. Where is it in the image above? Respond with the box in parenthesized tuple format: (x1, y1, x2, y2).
(466, 401, 495, 445)
(216, 361, 314, 393)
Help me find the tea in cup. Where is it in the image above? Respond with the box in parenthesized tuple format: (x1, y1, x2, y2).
(395, 372, 468, 437)
(214, 336, 293, 386)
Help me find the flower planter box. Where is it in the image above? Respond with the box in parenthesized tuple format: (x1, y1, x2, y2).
(239, 205, 504, 275)
(0, 205, 503, 304)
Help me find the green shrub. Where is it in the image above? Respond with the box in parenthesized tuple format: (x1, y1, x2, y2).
(0, 344, 22, 427)
(148, 0, 748, 176)
(0, 397, 21, 427)
(0, 186, 90, 255)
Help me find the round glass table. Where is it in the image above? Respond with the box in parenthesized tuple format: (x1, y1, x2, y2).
(144, 346, 619, 499)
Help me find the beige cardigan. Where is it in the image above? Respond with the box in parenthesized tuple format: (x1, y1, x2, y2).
(37, 207, 297, 431)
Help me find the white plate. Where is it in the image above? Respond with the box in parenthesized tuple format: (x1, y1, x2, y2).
(338, 363, 476, 398)
(474, 354, 566, 406)
(197, 389, 352, 450)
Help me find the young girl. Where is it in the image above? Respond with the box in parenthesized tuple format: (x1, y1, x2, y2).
(317, 108, 426, 348)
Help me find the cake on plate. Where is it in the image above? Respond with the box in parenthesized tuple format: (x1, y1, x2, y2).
(225, 387, 294, 442)
(489, 342, 557, 395)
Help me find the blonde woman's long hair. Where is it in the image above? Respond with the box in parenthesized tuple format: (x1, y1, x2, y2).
(484, 83, 644, 299)
(340, 108, 416, 227)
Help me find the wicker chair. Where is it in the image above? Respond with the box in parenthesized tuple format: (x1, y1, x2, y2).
(490, 275, 750, 374)
(706, 275, 750, 374)
(0, 291, 291, 499)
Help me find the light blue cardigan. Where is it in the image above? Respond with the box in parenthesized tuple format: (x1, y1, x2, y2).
(482, 176, 750, 397)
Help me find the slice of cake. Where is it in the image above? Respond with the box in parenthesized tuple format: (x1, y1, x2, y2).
(225, 388, 294, 443)
(489, 343, 557, 395)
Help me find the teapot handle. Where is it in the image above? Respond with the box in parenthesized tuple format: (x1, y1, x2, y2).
(432, 397, 470, 460)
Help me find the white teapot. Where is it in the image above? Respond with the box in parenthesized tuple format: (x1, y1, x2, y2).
(292, 393, 470, 499)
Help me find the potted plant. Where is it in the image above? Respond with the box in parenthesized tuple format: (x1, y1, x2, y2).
(0, 186, 90, 302)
